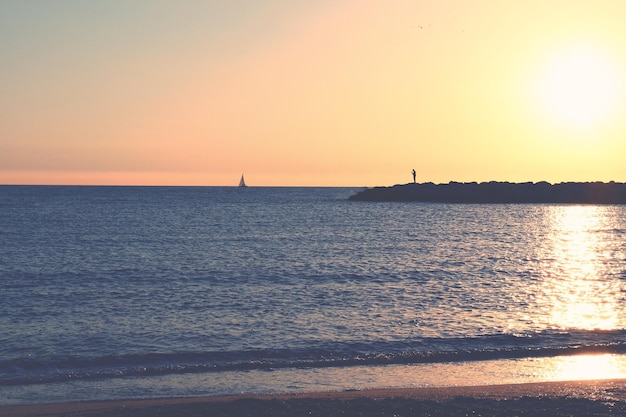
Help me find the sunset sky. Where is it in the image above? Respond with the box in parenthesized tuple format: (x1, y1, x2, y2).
(2, 1, 626, 186)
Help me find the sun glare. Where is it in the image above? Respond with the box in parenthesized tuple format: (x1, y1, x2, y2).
(546, 354, 626, 382)
(537, 206, 622, 331)
(535, 45, 623, 130)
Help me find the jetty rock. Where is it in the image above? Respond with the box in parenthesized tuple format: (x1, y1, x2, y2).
(349, 181, 626, 204)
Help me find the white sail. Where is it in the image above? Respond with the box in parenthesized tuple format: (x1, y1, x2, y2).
(238, 174, 247, 187)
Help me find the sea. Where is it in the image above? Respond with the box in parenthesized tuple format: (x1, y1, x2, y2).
(1, 185, 626, 405)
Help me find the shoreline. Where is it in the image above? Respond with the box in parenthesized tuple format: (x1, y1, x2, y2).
(3, 379, 626, 417)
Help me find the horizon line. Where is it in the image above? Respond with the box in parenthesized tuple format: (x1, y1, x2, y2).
(2, 180, 625, 188)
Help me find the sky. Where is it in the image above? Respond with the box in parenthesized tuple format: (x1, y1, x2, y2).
(2, 0, 626, 186)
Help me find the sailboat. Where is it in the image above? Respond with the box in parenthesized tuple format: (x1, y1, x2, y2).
(238, 174, 247, 188)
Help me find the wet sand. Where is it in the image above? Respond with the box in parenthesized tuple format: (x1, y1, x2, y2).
(3, 379, 626, 417)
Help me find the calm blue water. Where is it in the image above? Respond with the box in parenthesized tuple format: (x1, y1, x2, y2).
(1, 186, 626, 404)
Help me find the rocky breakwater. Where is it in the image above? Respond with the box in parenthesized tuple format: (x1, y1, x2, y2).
(349, 181, 626, 203)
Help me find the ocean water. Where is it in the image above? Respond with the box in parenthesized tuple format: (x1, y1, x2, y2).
(1, 185, 626, 405)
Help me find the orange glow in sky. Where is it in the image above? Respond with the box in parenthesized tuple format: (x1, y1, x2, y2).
(2, 1, 626, 186)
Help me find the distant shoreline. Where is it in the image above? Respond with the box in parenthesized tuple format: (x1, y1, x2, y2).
(349, 181, 626, 203)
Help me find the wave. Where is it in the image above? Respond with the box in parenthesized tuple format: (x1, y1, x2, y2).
(2, 329, 626, 387)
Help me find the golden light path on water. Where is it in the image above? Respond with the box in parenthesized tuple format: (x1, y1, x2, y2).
(521, 206, 626, 383)
(545, 353, 626, 381)
(537, 206, 622, 331)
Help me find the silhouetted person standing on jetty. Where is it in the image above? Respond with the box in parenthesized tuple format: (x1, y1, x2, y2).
(411, 169, 416, 183)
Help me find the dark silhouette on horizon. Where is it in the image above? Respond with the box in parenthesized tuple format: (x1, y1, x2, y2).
(349, 181, 626, 204)
(412, 169, 416, 183)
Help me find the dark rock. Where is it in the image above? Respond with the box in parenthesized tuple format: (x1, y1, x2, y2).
(349, 181, 626, 203)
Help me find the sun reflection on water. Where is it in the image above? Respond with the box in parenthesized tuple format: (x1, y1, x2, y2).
(536, 206, 623, 330)
(544, 353, 626, 381)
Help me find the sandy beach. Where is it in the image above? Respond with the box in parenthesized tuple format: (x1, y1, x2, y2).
(2, 379, 626, 417)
